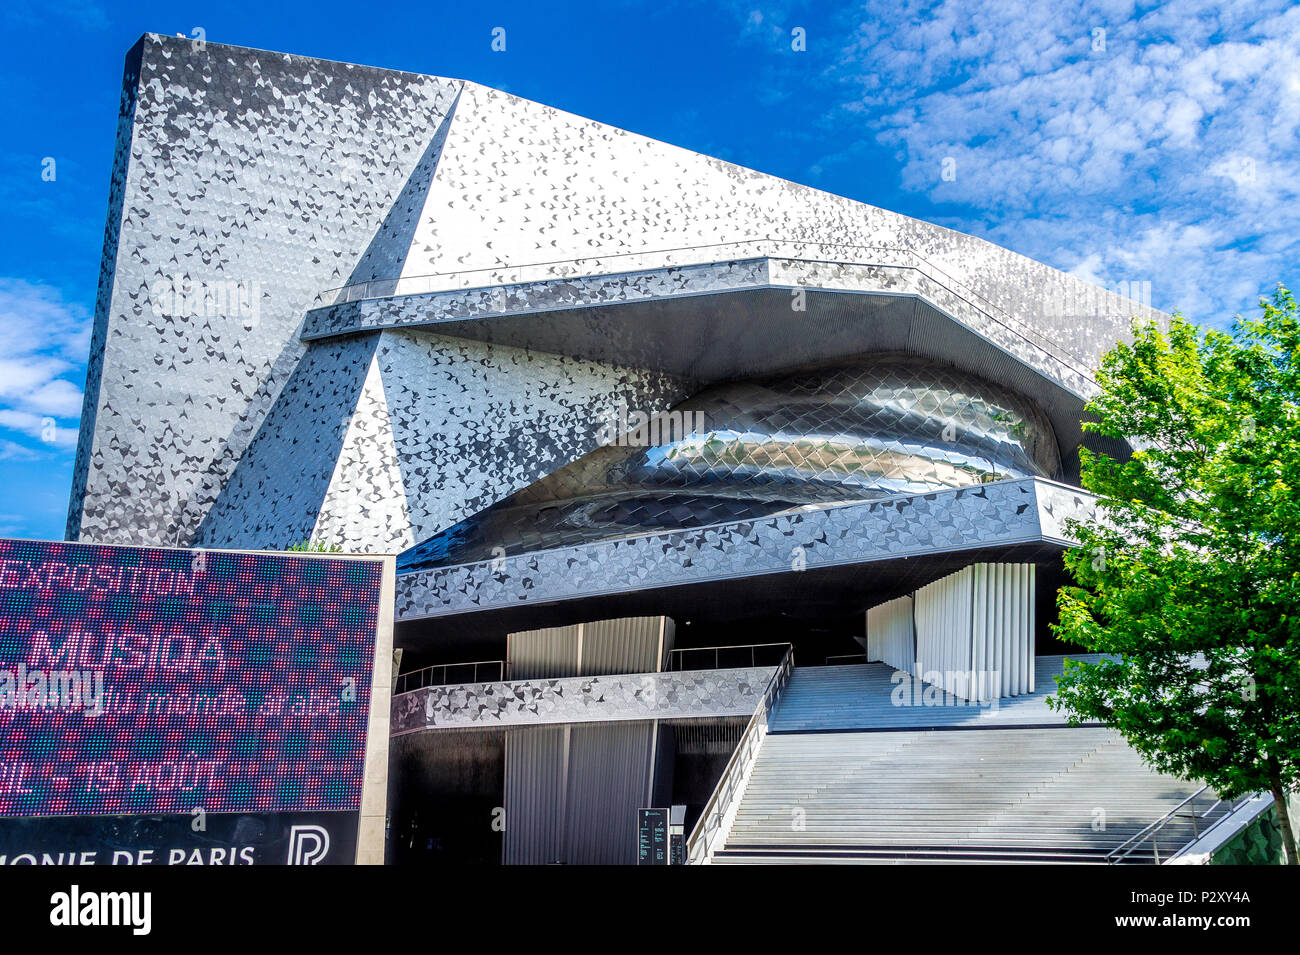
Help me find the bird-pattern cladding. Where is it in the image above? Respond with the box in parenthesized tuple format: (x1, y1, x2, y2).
(395, 478, 1100, 621)
(70, 35, 1152, 562)
(398, 356, 1062, 570)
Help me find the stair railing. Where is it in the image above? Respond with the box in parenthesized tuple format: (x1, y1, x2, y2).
(666, 642, 792, 671)
(393, 659, 505, 695)
(1106, 786, 1247, 864)
(686, 645, 795, 864)
(1164, 792, 1268, 863)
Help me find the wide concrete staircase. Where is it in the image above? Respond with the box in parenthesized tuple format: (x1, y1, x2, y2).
(767, 659, 1099, 732)
(713, 665, 1224, 864)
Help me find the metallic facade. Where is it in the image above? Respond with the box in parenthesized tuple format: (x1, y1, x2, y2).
(394, 477, 1096, 621)
(503, 722, 665, 866)
(399, 356, 1061, 570)
(390, 666, 777, 734)
(69, 34, 1156, 567)
(66, 37, 1169, 866)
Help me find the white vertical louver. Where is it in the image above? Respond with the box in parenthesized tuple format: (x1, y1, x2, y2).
(905, 562, 1036, 702)
(507, 616, 675, 678)
(866, 595, 914, 673)
(507, 625, 581, 680)
(914, 565, 974, 698)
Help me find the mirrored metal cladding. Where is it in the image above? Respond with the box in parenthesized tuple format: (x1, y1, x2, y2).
(397, 355, 1060, 571)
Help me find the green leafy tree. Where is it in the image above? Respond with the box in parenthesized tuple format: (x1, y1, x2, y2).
(287, 539, 343, 553)
(1050, 288, 1300, 865)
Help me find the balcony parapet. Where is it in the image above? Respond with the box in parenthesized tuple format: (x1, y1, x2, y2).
(390, 665, 778, 734)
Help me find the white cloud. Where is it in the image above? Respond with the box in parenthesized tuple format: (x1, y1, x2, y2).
(21, 379, 85, 419)
(822, 0, 1300, 322)
(0, 440, 40, 462)
(0, 409, 77, 448)
(0, 279, 90, 423)
(0, 279, 89, 464)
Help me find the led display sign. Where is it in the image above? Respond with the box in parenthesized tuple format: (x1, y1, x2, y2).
(0, 539, 384, 818)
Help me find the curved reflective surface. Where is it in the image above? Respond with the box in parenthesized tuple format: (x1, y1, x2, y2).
(399, 356, 1060, 570)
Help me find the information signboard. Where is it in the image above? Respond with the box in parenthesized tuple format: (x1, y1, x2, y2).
(0, 538, 392, 863)
(637, 807, 668, 865)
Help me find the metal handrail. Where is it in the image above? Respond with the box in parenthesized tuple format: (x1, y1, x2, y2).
(393, 659, 505, 695)
(686, 645, 796, 864)
(1106, 785, 1233, 864)
(314, 237, 790, 305)
(307, 237, 1113, 381)
(667, 642, 792, 671)
(1165, 792, 1264, 862)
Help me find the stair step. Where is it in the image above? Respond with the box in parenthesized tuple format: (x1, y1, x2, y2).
(712, 719, 1215, 865)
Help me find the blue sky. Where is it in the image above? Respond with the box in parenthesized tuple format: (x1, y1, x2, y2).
(2, 0, 1298, 541)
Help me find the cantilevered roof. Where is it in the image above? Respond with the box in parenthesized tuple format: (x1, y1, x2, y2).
(394, 476, 1096, 624)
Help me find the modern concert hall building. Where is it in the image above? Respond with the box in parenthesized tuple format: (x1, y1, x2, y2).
(66, 34, 1261, 864)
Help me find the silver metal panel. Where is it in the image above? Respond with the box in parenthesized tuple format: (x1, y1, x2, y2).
(398, 356, 1060, 570)
(562, 722, 658, 866)
(68, 36, 462, 545)
(195, 328, 691, 553)
(506, 625, 580, 681)
(506, 616, 674, 679)
(303, 247, 1157, 396)
(503, 721, 659, 865)
(395, 477, 1093, 621)
(71, 36, 1153, 556)
(580, 617, 674, 676)
(390, 665, 777, 733)
(502, 724, 566, 866)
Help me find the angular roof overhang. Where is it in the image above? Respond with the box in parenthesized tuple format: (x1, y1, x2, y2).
(393, 477, 1097, 639)
(301, 254, 1134, 475)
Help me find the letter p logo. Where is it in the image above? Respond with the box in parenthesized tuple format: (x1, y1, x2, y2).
(286, 825, 331, 864)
